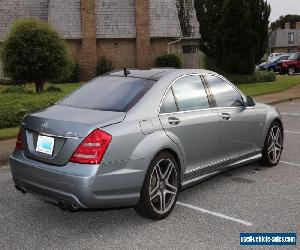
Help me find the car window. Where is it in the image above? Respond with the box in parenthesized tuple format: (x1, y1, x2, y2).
(171, 75, 210, 111)
(59, 76, 155, 112)
(205, 75, 243, 107)
(288, 53, 298, 60)
(160, 89, 178, 113)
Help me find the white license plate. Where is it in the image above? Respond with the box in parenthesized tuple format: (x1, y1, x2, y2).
(36, 135, 55, 155)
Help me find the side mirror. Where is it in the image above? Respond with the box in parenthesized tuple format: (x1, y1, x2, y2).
(245, 96, 256, 107)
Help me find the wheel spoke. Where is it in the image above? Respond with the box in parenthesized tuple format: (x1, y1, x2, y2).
(163, 162, 174, 180)
(270, 130, 275, 141)
(165, 182, 177, 195)
(159, 191, 165, 212)
(275, 129, 280, 141)
(150, 186, 160, 200)
(156, 164, 164, 180)
(272, 147, 277, 162)
(268, 142, 274, 153)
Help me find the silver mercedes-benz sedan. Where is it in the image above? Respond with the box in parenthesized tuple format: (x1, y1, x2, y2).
(10, 69, 283, 220)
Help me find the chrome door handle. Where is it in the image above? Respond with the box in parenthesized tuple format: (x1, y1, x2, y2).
(168, 117, 181, 125)
(221, 113, 231, 120)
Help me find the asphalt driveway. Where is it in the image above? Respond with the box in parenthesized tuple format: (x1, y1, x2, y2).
(0, 99, 299, 249)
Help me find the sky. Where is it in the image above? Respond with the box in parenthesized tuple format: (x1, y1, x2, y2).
(267, 0, 300, 22)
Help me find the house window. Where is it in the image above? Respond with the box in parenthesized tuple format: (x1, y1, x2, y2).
(182, 45, 198, 53)
(288, 32, 295, 44)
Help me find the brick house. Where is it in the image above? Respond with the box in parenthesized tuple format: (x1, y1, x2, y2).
(0, 0, 200, 80)
(269, 22, 300, 54)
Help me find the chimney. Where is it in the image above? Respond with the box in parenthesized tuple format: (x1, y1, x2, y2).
(296, 22, 300, 29)
(285, 22, 290, 29)
(135, 0, 151, 69)
(79, 0, 97, 81)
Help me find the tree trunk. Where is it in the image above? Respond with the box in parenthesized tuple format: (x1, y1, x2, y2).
(35, 81, 45, 93)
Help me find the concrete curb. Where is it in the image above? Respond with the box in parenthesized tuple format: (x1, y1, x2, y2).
(264, 96, 300, 105)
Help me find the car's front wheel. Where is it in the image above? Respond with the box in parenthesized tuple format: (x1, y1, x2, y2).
(135, 152, 179, 220)
(260, 121, 283, 167)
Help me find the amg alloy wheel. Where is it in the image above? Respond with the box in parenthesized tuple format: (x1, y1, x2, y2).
(261, 122, 283, 167)
(135, 152, 179, 220)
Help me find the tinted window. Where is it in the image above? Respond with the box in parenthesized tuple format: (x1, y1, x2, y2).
(160, 89, 178, 113)
(172, 75, 209, 111)
(205, 75, 243, 107)
(59, 76, 154, 112)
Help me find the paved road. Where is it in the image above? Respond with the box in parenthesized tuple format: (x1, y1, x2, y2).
(0, 100, 299, 250)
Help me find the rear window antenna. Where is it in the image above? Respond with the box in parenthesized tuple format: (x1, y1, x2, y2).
(124, 68, 130, 76)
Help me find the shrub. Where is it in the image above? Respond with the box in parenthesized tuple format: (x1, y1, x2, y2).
(96, 57, 114, 76)
(69, 61, 81, 83)
(0, 19, 71, 93)
(226, 71, 276, 85)
(2, 85, 33, 94)
(155, 54, 182, 68)
(53, 61, 80, 83)
(46, 85, 62, 93)
(201, 54, 276, 84)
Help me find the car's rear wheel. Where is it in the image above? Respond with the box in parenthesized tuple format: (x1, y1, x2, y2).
(135, 152, 179, 220)
(260, 121, 283, 167)
(288, 67, 296, 76)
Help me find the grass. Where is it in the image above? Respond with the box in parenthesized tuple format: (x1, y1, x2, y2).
(238, 75, 300, 96)
(0, 82, 81, 131)
(0, 127, 19, 141)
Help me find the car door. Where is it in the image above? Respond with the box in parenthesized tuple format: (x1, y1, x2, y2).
(203, 74, 261, 162)
(159, 75, 222, 175)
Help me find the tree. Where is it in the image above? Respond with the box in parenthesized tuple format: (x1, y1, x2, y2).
(248, 0, 271, 63)
(0, 19, 70, 93)
(194, 0, 224, 57)
(194, 0, 271, 74)
(271, 15, 300, 30)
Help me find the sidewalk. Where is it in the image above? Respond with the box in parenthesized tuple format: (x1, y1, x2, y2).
(0, 84, 300, 166)
(0, 138, 15, 166)
(255, 84, 300, 104)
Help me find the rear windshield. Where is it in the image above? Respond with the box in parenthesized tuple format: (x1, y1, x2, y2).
(59, 76, 155, 112)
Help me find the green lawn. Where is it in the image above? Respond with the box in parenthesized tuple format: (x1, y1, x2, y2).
(0, 83, 81, 139)
(0, 75, 300, 140)
(0, 127, 19, 141)
(238, 75, 300, 96)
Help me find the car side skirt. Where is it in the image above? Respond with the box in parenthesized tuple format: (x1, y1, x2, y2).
(181, 153, 262, 190)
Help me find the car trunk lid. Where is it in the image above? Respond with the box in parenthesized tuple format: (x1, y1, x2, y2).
(21, 105, 125, 166)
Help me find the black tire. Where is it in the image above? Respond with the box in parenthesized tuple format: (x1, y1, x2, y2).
(288, 67, 296, 76)
(260, 121, 283, 167)
(134, 151, 180, 220)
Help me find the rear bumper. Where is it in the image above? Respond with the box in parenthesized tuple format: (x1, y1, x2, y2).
(10, 150, 150, 209)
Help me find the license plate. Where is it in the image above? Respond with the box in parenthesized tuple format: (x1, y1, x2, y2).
(36, 135, 55, 155)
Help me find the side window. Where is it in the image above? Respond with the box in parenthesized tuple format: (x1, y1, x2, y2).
(172, 75, 210, 111)
(160, 89, 178, 113)
(205, 75, 243, 107)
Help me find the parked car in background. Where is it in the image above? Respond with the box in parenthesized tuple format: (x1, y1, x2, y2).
(10, 69, 284, 220)
(277, 53, 300, 76)
(263, 54, 290, 72)
(268, 53, 284, 61)
(258, 61, 267, 71)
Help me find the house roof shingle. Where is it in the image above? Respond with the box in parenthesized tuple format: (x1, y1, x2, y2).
(0, 0, 200, 41)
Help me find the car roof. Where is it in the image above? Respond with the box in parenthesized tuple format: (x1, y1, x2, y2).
(108, 68, 214, 81)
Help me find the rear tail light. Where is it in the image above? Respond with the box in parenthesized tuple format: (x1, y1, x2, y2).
(70, 129, 112, 164)
(15, 129, 23, 150)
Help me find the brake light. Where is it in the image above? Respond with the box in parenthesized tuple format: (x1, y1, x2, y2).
(70, 129, 112, 164)
(16, 129, 23, 150)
